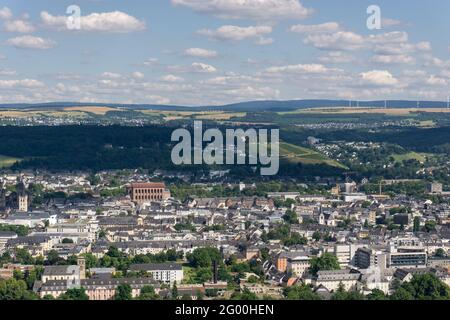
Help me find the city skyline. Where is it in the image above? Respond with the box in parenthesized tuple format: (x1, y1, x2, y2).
(1, 0, 450, 105)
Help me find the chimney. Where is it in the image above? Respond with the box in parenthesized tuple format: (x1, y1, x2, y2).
(212, 260, 218, 284)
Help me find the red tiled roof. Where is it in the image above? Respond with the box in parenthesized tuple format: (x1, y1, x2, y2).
(130, 182, 165, 189)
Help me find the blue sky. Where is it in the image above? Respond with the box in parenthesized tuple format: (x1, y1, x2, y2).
(0, 0, 450, 105)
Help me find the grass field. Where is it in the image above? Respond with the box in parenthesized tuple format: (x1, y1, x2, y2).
(279, 142, 348, 169)
(391, 152, 429, 163)
(279, 107, 450, 116)
(0, 155, 21, 168)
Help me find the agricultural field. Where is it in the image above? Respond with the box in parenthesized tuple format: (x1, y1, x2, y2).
(140, 110, 246, 121)
(63, 106, 120, 115)
(279, 142, 347, 169)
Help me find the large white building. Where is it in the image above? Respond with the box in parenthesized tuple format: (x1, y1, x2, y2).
(129, 263, 183, 284)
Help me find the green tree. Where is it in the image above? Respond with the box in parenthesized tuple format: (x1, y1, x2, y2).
(435, 248, 446, 258)
(0, 278, 38, 300)
(231, 288, 258, 300)
(186, 247, 222, 268)
(282, 210, 298, 225)
(413, 217, 421, 232)
(284, 284, 321, 300)
(14, 248, 34, 265)
(331, 284, 364, 300)
(309, 253, 341, 276)
(114, 284, 132, 300)
(367, 289, 387, 300)
(423, 221, 437, 233)
(171, 282, 178, 300)
(59, 288, 89, 300)
(138, 286, 159, 300)
(312, 231, 321, 242)
(46, 250, 64, 265)
(390, 287, 414, 300)
(391, 274, 450, 300)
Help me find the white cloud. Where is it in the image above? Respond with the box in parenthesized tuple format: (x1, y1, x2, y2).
(41, 11, 146, 33)
(198, 25, 272, 42)
(162, 74, 185, 82)
(191, 62, 217, 73)
(101, 72, 122, 79)
(4, 19, 35, 33)
(255, 37, 274, 45)
(371, 54, 415, 65)
(143, 58, 159, 66)
(0, 69, 17, 76)
(184, 48, 218, 58)
(382, 18, 408, 28)
(0, 79, 44, 89)
(426, 75, 447, 86)
(146, 95, 171, 105)
(360, 70, 398, 86)
(132, 71, 145, 79)
(171, 0, 313, 21)
(0, 7, 12, 20)
(266, 63, 333, 74)
(302, 29, 431, 60)
(318, 51, 353, 63)
(7, 35, 56, 50)
(304, 31, 366, 51)
(290, 22, 341, 34)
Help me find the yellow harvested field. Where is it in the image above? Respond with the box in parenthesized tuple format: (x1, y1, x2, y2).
(140, 110, 245, 121)
(46, 111, 88, 118)
(0, 111, 35, 117)
(195, 112, 246, 120)
(63, 106, 119, 115)
(281, 107, 450, 116)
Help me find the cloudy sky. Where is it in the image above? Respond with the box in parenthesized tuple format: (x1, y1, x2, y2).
(1, 0, 450, 105)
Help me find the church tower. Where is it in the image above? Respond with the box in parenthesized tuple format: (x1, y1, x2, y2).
(16, 179, 28, 212)
(77, 257, 86, 280)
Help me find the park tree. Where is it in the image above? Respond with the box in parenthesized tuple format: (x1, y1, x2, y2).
(0, 278, 38, 300)
(309, 253, 340, 276)
(391, 274, 450, 300)
(114, 284, 133, 300)
(367, 289, 387, 300)
(186, 247, 222, 268)
(59, 288, 89, 300)
(138, 286, 159, 300)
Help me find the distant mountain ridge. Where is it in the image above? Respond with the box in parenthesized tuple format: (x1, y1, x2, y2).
(1, 100, 449, 112)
